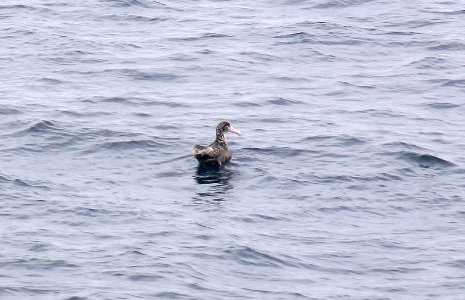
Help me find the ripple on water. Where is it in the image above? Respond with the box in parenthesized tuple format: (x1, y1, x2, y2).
(428, 41, 465, 51)
(128, 274, 164, 282)
(84, 139, 170, 154)
(312, 0, 372, 9)
(424, 102, 461, 109)
(104, 0, 152, 8)
(265, 97, 305, 106)
(0, 105, 22, 115)
(121, 69, 184, 82)
(2, 1, 465, 299)
(397, 151, 455, 169)
(101, 13, 168, 23)
(5, 258, 78, 270)
(84, 96, 189, 108)
(438, 79, 465, 88)
(407, 56, 450, 70)
(302, 134, 367, 146)
(21, 120, 61, 134)
(170, 33, 232, 42)
(381, 142, 457, 169)
(242, 146, 319, 158)
(223, 246, 295, 268)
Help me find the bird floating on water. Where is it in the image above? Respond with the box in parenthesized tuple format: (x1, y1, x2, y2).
(193, 121, 241, 165)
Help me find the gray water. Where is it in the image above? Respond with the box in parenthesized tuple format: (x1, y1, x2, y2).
(1, 0, 465, 299)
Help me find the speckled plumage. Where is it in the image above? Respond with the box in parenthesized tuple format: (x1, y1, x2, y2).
(193, 121, 241, 165)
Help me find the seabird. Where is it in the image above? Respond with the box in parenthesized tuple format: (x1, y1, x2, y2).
(193, 121, 241, 165)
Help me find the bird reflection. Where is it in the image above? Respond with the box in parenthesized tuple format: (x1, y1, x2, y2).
(193, 163, 234, 203)
(195, 163, 233, 184)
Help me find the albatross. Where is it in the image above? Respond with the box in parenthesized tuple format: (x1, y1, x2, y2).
(193, 121, 241, 165)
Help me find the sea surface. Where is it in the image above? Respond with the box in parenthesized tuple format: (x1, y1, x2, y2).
(1, 0, 465, 299)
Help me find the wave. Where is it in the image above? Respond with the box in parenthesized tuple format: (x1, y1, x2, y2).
(406, 56, 451, 70)
(128, 274, 164, 282)
(275, 31, 365, 45)
(0, 4, 49, 12)
(381, 31, 421, 36)
(275, 31, 311, 39)
(232, 101, 261, 108)
(0, 105, 21, 115)
(97, 139, 169, 151)
(242, 288, 312, 299)
(424, 78, 465, 88)
(383, 19, 442, 29)
(242, 146, 318, 157)
(4, 257, 78, 270)
(233, 97, 305, 107)
(169, 33, 231, 42)
(265, 97, 304, 106)
(397, 151, 455, 168)
(151, 292, 190, 298)
(440, 79, 465, 88)
(0, 173, 51, 189)
(38, 77, 67, 84)
(428, 42, 465, 51)
(102, 14, 168, 22)
(313, 173, 402, 184)
(84, 96, 189, 107)
(28, 120, 57, 133)
(223, 246, 295, 268)
(312, 0, 372, 9)
(16, 120, 63, 136)
(302, 134, 367, 146)
(382, 141, 426, 151)
(425, 102, 461, 109)
(103, 0, 153, 8)
(428, 9, 465, 15)
(381, 142, 456, 169)
(121, 69, 183, 82)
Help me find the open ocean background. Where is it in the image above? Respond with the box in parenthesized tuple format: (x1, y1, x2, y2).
(1, 0, 465, 299)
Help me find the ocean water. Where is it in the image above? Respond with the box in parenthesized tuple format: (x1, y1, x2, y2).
(1, 0, 465, 299)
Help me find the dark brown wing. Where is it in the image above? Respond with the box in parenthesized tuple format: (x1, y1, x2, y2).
(193, 144, 221, 163)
